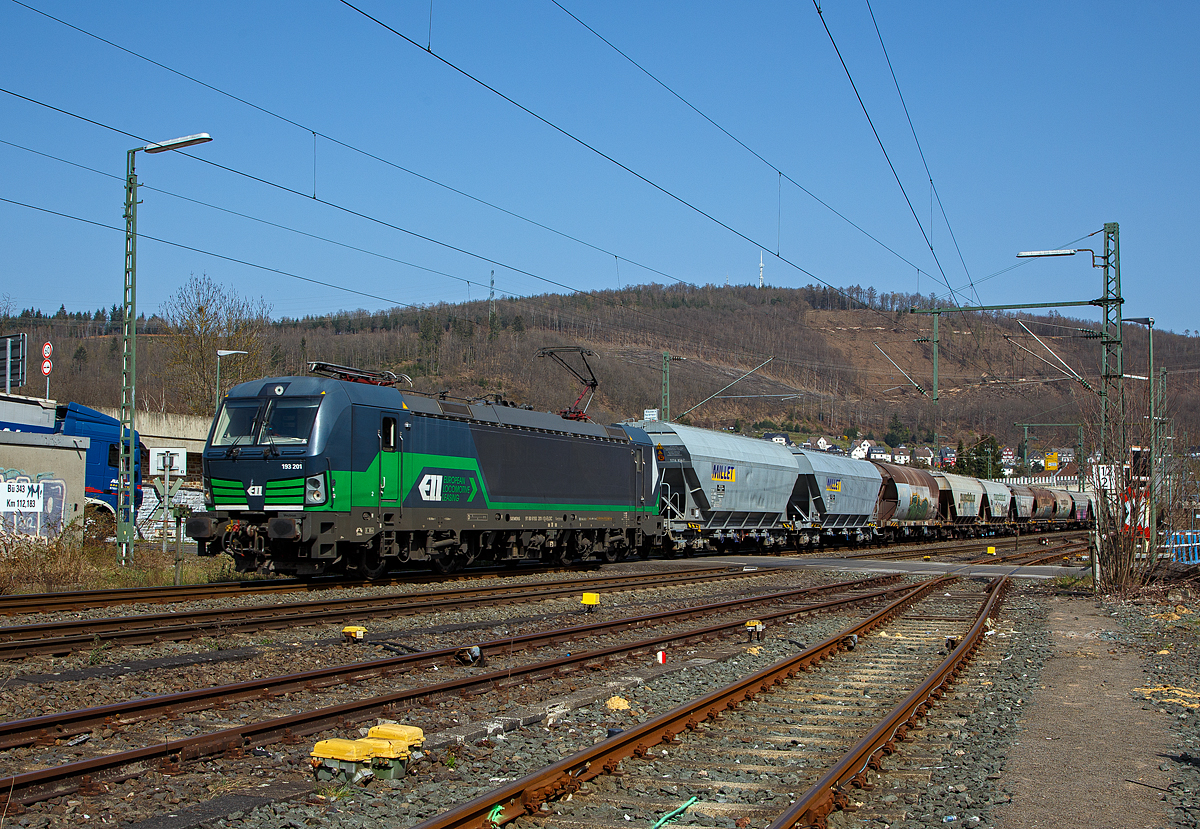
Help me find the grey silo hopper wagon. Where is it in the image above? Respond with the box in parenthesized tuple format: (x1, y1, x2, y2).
(789, 448, 883, 546)
(635, 421, 799, 555)
(979, 479, 1014, 525)
(1009, 484, 1036, 521)
(931, 471, 987, 533)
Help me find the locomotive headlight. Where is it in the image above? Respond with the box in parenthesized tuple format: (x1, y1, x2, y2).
(305, 474, 327, 505)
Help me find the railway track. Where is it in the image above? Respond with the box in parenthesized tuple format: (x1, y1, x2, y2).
(0, 531, 1085, 619)
(0, 562, 599, 616)
(837, 529, 1086, 562)
(0, 574, 907, 810)
(0, 566, 754, 660)
(408, 574, 1005, 828)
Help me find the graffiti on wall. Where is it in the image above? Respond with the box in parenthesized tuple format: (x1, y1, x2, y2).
(1, 468, 67, 538)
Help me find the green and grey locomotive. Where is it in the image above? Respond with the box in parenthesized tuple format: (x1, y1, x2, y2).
(186, 363, 662, 576)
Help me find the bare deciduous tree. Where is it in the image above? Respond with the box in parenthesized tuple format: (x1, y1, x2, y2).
(159, 273, 272, 416)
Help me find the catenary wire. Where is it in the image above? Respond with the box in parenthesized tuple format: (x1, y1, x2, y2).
(548, 0, 942, 286)
(864, 0, 980, 305)
(11, 1, 963, 364)
(336, 0, 912, 323)
(8, 1, 1112, 398)
(812, 0, 959, 305)
(0, 86, 731, 347)
(7, 0, 690, 289)
(2, 84, 943, 380)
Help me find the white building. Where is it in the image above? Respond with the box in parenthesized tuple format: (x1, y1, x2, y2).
(850, 439, 874, 460)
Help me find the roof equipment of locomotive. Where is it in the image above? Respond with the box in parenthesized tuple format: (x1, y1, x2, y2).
(535, 346, 599, 422)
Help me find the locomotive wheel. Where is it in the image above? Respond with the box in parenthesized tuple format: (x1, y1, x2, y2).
(353, 544, 388, 580)
(430, 555, 460, 575)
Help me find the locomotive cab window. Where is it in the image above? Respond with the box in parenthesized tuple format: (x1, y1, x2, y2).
(382, 417, 397, 451)
(212, 397, 321, 446)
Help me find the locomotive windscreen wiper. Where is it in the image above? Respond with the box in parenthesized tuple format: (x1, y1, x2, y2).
(262, 428, 280, 458)
(224, 433, 246, 459)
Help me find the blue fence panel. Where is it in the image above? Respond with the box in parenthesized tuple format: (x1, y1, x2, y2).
(1169, 532, 1200, 564)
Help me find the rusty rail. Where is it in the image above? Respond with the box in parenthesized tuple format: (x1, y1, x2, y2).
(770, 577, 1010, 828)
(0, 574, 904, 808)
(0, 563, 599, 616)
(404, 575, 958, 829)
(0, 566, 753, 659)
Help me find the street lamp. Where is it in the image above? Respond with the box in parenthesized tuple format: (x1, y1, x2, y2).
(1016, 225, 1123, 589)
(118, 133, 213, 567)
(1017, 247, 1101, 266)
(1122, 316, 1156, 558)
(215, 350, 248, 413)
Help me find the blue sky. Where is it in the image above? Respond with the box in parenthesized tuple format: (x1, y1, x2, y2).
(1, 1, 1197, 333)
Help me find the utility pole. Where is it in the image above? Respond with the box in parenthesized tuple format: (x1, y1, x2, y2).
(118, 133, 213, 567)
(914, 315, 940, 469)
(912, 225, 1123, 586)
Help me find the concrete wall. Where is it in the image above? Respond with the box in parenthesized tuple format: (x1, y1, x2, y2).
(0, 391, 56, 431)
(94, 407, 212, 454)
(0, 431, 89, 538)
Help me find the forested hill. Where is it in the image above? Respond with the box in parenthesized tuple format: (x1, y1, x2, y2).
(5, 282, 1196, 450)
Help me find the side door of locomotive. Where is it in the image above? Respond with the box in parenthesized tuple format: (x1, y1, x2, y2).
(380, 411, 401, 506)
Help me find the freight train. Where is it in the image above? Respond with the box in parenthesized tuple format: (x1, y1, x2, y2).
(186, 363, 1093, 576)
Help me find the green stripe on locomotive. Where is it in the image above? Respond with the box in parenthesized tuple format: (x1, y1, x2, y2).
(319, 451, 655, 514)
(211, 476, 306, 507)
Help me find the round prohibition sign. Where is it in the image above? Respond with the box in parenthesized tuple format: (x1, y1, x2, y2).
(42, 342, 52, 359)
(41, 359, 52, 376)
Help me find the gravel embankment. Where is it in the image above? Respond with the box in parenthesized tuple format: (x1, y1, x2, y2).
(19, 566, 1191, 829)
(2, 563, 874, 827)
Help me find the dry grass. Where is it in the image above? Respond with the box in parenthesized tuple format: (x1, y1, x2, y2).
(0, 523, 242, 594)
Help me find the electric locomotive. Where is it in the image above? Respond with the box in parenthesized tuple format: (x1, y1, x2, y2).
(187, 363, 661, 576)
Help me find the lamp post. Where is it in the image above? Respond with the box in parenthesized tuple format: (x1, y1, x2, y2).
(215, 350, 248, 413)
(1123, 317, 1156, 558)
(1016, 224, 1122, 588)
(118, 133, 213, 567)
